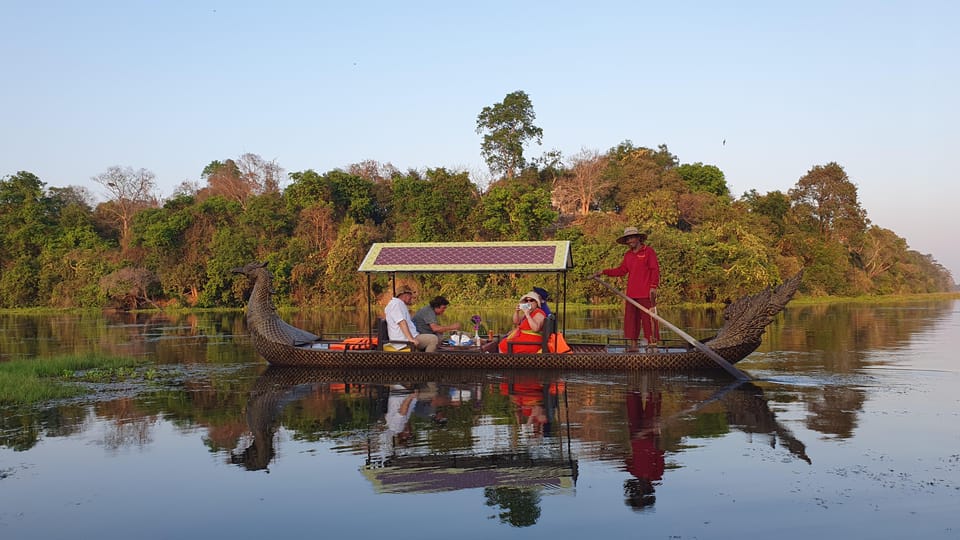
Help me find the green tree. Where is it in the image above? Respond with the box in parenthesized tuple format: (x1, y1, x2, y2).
(476, 90, 543, 180)
(788, 162, 867, 245)
(602, 142, 685, 211)
(38, 208, 112, 307)
(484, 486, 542, 527)
(285, 169, 333, 209)
(240, 192, 295, 256)
(322, 222, 382, 305)
(200, 226, 257, 307)
(327, 170, 377, 224)
(676, 162, 729, 196)
(742, 189, 790, 235)
(0, 172, 53, 259)
(622, 189, 681, 230)
(479, 184, 557, 240)
(0, 172, 56, 306)
(389, 168, 480, 241)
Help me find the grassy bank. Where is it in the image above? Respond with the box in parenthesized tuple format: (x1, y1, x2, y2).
(0, 354, 145, 405)
(788, 291, 960, 306)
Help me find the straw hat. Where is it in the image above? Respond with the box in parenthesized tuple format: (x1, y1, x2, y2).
(616, 227, 648, 245)
(397, 286, 415, 296)
(519, 291, 542, 306)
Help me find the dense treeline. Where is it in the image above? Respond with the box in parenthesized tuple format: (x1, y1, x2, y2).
(1, 93, 953, 310)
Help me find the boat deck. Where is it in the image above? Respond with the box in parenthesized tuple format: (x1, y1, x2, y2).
(299, 339, 690, 355)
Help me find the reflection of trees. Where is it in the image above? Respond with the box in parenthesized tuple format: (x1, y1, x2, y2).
(484, 487, 542, 527)
(0, 404, 89, 451)
(0, 311, 256, 364)
(96, 399, 156, 450)
(805, 386, 864, 439)
(0, 411, 42, 451)
(0, 363, 260, 455)
(766, 301, 955, 373)
(751, 300, 953, 440)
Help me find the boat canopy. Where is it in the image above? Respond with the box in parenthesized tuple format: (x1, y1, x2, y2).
(358, 241, 573, 274)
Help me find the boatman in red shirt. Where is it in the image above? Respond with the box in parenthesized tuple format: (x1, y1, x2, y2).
(593, 227, 660, 351)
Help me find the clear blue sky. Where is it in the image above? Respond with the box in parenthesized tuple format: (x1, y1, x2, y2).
(3, 1, 957, 279)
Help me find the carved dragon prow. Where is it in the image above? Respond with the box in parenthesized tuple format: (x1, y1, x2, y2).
(231, 262, 320, 346)
(707, 270, 804, 349)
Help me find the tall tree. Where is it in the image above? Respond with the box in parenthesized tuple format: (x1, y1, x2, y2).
(788, 162, 867, 245)
(553, 148, 610, 215)
(347, 159, 399, 183)
(0, 172, 53, 306)
(476, 90, 543, 180)
(92, 165, 158, 252)
(0, 171, 52, 260)
(742, 189, 791, 235)
(40, 185, 111, 307)
(201, 154, 283, 209)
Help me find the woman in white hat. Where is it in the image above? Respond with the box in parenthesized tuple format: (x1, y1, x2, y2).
(592, 227, 661, 351)
(498, 290, 548, 354)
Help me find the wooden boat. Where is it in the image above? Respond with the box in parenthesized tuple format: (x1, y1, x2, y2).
(232, 241, 802, 371)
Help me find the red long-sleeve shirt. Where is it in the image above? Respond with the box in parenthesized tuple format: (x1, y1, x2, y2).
(602, 245, 660, 298)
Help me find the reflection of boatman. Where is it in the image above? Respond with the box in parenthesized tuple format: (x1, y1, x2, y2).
(624, 388, 664, 510)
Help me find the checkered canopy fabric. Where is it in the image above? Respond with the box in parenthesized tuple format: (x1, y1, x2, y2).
(358, 241, 573, 273)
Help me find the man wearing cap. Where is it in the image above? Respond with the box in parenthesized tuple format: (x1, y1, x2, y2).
(384, 286, 440, 352)
(593, 227, 660, 351)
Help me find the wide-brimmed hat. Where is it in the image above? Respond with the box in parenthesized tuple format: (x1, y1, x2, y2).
(519, 291, 542, 306)
(616, 226, 647, 245)
(397, 286, 415, 296)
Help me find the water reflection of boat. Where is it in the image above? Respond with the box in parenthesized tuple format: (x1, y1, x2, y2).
(232, 242, 802, 370)
(233, 367, 579, 497)
(363, 376, 576, 495)
(234, 367, 808, 518)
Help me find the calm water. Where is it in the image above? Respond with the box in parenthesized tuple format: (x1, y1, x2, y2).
(1, 301, 958, 539)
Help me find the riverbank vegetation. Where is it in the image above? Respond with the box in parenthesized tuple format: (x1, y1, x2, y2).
(1, 91, 953, 310)
(0, 354, 146, 405)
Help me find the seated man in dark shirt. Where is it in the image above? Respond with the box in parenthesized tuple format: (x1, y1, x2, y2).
(412, 296, 461, 338)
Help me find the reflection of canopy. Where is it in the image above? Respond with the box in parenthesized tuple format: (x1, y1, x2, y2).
(362, 453, 577, 494)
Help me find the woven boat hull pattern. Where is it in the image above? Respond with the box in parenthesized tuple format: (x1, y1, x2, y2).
(250, 331, 761, 370)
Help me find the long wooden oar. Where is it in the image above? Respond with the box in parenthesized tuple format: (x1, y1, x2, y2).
(592, 277, 751, 381)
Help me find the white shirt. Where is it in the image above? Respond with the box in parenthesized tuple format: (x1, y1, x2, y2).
(384, 296, 419, 341)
